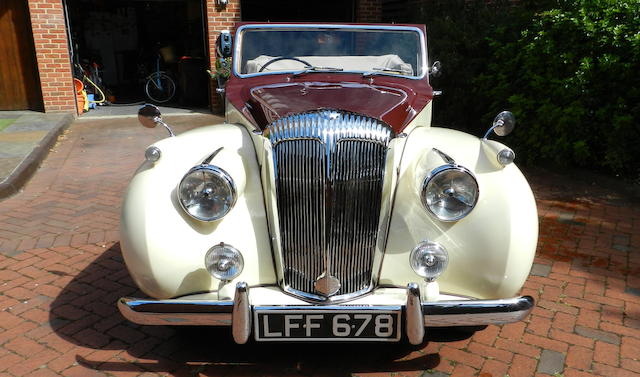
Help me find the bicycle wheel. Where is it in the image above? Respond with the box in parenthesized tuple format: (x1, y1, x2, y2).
(145, 72, 176, 103)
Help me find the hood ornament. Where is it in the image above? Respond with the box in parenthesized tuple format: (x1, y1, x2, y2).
(314, 273, 341, 297)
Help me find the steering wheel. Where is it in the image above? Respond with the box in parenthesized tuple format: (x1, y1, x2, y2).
(258, 57, 312, 72)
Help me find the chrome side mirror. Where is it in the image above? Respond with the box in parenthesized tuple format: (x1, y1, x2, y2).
(138, 104, 175, 137)
(483, 111, 515, 140)
(429, 61, 442, 78)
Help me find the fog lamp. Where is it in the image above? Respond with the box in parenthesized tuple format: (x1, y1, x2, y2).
(410, 241, 448, 281)
(204, 243, 244, 281)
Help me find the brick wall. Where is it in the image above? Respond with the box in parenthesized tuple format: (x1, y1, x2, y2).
(356, 0, 382, 22)
(27, 0, 76, 114)
(205, 0, 241, 113)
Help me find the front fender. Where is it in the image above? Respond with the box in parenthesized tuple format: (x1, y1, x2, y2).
(380, 127, 538, 299)
(120, 124, 275, 299)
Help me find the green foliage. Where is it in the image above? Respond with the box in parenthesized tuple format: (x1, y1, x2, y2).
(207, 57, 232, 79)
(410, 0, 543, 131)
(484, 0, 640, 174)
(416, 0, 640, 177)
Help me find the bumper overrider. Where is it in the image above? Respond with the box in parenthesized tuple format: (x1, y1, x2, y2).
(118, 282, 534, 344)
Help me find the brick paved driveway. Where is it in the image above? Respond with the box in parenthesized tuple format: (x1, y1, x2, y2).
(1, 115, 639, 377)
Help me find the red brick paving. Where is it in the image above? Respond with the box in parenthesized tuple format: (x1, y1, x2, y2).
(1, 115, 640, 376)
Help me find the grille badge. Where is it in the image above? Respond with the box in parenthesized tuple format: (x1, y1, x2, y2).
(314, 273, 341, 297)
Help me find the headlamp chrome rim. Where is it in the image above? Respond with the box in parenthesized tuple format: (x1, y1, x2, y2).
(420, 164, 479, 222)
(177, 164, 237, 221)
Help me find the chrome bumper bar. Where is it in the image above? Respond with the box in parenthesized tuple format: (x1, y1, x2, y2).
(118, 282, 534, 344)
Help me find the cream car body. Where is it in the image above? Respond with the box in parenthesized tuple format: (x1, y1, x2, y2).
(119, 23, 537, 344)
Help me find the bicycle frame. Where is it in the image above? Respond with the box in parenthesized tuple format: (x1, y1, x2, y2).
(153, 55, 163, 91)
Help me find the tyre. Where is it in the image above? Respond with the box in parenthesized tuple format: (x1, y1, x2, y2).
(145, 72, 176, 103)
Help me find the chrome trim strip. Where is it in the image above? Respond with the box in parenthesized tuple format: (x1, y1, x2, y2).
(233, 24, 428, 80)
(232, 282, 251, 344)
(202, 146, 224, 165)
(431, 148, 455, 165)
(405, 283, 424, 345)
(254, 305, 402, 312)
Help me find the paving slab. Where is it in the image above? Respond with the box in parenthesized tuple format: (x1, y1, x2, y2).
(0, 111, 74, 199)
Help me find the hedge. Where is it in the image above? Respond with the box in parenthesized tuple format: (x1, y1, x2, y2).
(413, 0, 640, 177)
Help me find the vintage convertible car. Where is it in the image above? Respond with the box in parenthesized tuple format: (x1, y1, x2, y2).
(118, 23, 538, 344)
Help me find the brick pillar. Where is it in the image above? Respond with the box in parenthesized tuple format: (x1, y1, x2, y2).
(27, 0, 76, 114)
(356, 0, 382, 22)
(205, 0, 241, 114)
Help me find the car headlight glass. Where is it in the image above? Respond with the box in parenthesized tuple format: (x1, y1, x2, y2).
(178, 165, 236, 221)
(204, 243, 244, 281)
(421, 165, 479, 222)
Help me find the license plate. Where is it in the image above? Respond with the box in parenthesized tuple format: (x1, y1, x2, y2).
(254, 307, 401, 341)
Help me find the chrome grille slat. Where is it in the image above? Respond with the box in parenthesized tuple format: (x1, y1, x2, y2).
(268, 110, 392, 300)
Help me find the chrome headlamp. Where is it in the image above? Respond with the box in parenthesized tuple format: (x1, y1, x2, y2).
(421, 165, 479, 222)
(178, 165, 237, 221)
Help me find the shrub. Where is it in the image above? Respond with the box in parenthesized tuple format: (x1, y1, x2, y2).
(407, 0, 543, 132)
(410, 0, 640, 177)
(480, 0, 640, 175)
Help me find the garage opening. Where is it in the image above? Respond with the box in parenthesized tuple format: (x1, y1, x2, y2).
(240, 0, 355, 22)
(64, 0, 209, 113)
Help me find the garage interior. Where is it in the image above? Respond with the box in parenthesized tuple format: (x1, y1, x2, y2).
(64, 0, 209, 111)
(63, 0, 360, 116)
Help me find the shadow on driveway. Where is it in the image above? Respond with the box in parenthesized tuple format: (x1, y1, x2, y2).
(48, 243, 478, 376)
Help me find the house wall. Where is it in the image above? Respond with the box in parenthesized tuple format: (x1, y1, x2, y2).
(357, 0, 383, 22)
(27, 0, 76, 113)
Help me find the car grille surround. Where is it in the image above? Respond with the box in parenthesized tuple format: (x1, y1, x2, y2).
(267, 110, 393, 301)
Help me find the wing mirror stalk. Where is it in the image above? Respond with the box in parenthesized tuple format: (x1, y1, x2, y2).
(483, 111, 515, 140)
(428, 61, 442, 78)
(138, 104, 175, 137)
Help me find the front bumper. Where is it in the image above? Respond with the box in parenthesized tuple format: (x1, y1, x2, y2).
(118, 282, 534, 344)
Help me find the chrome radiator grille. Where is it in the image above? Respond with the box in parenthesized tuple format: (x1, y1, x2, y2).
(267, 110, 393, 300)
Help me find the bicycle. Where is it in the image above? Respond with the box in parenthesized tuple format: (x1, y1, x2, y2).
(144, 53, 176, 103)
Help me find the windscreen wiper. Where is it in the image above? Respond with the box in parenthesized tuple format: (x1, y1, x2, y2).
(292, 66, 344, 77)
(362, 67, 406, 77)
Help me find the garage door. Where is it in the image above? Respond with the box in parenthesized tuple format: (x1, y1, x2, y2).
(0, 0, 44, 111)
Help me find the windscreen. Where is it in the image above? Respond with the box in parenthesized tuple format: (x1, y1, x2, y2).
(237, 27, 424, 78)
